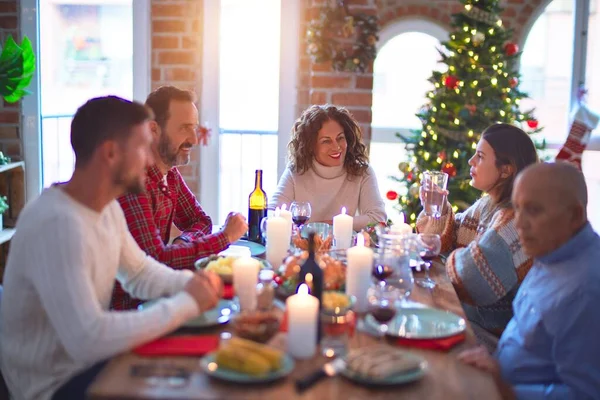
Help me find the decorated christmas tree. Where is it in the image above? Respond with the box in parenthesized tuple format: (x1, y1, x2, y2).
(391, 0, 543, 225)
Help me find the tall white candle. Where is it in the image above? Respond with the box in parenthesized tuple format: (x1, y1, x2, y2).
(390, 212, 413, 235)
(333, 207, 353, 249)
(266, 208, 289, 268)
(346, 234, 374, 313)
(286, 284, 319, 359)
(279, 204, 293, 240)
(233, 257, 260, 311)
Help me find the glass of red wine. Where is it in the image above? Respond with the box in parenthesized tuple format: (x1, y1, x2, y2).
(290, 201, 312, 232)
(367, 284, 399, 339)
(416, 233, 441, 289)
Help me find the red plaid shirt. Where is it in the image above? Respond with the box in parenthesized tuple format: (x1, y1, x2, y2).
(111, 164, 229, 310)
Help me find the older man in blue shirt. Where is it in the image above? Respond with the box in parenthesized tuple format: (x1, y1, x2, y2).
(458, 162, 600, 399)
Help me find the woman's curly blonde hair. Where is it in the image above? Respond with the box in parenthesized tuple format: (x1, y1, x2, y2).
(288, 104, 369, 177)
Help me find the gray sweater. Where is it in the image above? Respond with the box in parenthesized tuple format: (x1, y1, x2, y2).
(269, 161, 386, 231)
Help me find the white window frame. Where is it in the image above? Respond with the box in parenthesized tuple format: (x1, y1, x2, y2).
(519, 0, 598, 150)
(200, 0, 300, 219)
(20, 0, 151, 201)
(372, 18, 449, 143)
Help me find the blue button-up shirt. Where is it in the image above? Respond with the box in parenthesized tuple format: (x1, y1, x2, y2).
(495, 223, 600, 399)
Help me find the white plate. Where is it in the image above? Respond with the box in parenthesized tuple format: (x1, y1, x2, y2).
(138, 299, 237, 328)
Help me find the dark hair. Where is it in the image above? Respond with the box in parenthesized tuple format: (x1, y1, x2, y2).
(145, 86, 197, 129)
(71, 96, 152, 167)
(482, 123, 539, 205)
(288, 104, 369, 176)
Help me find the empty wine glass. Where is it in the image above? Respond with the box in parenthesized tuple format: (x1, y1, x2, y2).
(290, 201, 312, 233)
(416, 233, 441, 289)
(367, 284, 399, 340)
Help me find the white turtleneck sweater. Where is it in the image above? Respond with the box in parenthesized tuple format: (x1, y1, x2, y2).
(0, 186, 200, 400)
(269, 162, 386, 231)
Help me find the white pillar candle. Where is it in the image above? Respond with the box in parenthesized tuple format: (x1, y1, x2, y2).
(390, 212, 413, 235)
(266, 209, 289, 268)
(346, 234, 374, 313)
(333, 207, 353, 249)
(233, 256, 260, 311)
(279, 204, 293, 240)
(286, 284, 319, 359)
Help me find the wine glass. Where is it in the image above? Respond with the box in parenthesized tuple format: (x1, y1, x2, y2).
(367, 284, 399, 340)
(289, 201, 312, 233)
(416, 233, 441, 289)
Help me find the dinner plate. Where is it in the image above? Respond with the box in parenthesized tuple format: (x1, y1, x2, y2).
(365, 307, 466, 339)
(233, 239, 266, 257)
(138, 299, 237, 328)
(199, 352, 295, 383)
(195, 255, 271, 284)
(340, 354, 427, 386)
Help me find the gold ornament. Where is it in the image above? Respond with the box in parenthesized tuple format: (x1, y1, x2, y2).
(342, 16, 355, 38)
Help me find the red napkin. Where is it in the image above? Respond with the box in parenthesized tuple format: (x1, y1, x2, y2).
(394, 333, 466, 351)
(223, 284, 234, 300)
(134, 335, 219, 357)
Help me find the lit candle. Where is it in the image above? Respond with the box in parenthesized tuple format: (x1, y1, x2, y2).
(279, 203, 293, 240)
(390, 212, 413, 235)
(333, 207, 353, 249)
(266, 208, 289, 268)
(286, 283, 319, 359)
(346, 234, 374, 313)
(232, 256, 260, 311)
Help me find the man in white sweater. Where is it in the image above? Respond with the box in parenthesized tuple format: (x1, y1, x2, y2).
(0, 96, 222, 400)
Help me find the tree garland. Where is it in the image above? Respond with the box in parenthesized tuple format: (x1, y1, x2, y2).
(306, 0, 379, 73)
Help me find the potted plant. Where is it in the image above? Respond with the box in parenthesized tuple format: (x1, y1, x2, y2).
(0, 35, 35, 102)
(0, 196, 8, 229)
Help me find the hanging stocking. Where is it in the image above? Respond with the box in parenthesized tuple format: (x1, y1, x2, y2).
(555, 103, 599, 170)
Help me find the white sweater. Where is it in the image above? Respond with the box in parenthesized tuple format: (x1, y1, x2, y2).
(0, 187, 200, 400)
(269, 162, 386, 231)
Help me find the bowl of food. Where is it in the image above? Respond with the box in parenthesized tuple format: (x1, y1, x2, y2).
(230, 308, 281, 343)
(195, 255, 271, 284)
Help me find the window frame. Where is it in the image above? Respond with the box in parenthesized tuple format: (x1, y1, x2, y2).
(200, 0, 300, 220)
(20, 0, 151, 200)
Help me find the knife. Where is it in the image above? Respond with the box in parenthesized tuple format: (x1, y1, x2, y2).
(295, 357, 346, 393)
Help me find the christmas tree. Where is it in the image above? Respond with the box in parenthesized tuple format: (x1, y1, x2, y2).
(392, 0, 543, 225)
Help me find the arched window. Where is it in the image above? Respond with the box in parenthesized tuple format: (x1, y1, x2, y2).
(371, 19, 448, 219)
(520, 0, 600, 230)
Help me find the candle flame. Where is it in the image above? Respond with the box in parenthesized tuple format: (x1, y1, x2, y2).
(341, 207, 347, 215)
(305, 273, 313, 284)
(281, 203, 287, 211)
(275, 207, 280, 217)
(356, 232, 365, 247)
(297, 283, 309, 295)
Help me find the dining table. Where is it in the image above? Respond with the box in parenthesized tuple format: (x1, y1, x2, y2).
(87, 259, 502, 399)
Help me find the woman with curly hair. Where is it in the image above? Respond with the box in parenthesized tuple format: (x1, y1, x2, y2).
(269, 104, 386, 231)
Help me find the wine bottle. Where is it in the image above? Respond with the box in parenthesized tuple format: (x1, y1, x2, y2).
(298, 232, 323, 342)
(248, 169, 267, 244)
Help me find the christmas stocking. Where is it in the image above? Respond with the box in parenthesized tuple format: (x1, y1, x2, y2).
(555, 104, 599, 169)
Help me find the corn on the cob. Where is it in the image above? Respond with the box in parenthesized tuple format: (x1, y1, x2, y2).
(215, 345, 271, 376)
(226, 337, 283, 371)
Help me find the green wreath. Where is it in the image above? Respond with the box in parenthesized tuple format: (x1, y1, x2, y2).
(306, 0, 379, 73)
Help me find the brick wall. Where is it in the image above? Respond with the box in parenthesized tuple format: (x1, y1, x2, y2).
(151, 0, 203, 194)
(0, 0, 21, 160)
(298, 0, 548, 148)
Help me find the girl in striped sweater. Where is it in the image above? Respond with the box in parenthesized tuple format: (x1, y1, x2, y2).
(417, 124, 538, 341)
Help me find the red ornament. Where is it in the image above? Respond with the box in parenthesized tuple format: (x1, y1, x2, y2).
(406, 172, 414, 182)
(504, 42, 519, 56)
(437, 150, 447, 161)
(442, 162, 457, 178)
(444, 75, 459, 89)
(526, 119, 539, 129)
(274, 275, 283, 285)
(386, 190, 398, 201)
(509, 77, 518, 88)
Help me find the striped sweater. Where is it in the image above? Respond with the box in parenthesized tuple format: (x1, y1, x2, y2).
(416, 197, 533, 335)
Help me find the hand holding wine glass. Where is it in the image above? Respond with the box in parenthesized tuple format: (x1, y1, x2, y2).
(290, 201, 312, 232)
(416, 233, 441, 289)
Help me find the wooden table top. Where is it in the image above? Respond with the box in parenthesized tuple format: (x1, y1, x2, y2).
(88, 261, 501, 400)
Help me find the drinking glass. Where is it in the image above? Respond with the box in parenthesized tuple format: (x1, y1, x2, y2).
(422, 171, 449, 218)
(290, 201, 312, 232)
(373, 228, 414, 302)
(416, 233, 441, 289)
(367, 285, 399, 339)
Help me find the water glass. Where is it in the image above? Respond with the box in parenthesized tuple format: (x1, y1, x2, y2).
(422, 171, 449, 218)
(320, 307, 353, 357)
